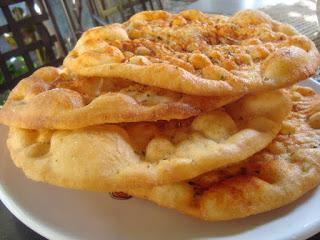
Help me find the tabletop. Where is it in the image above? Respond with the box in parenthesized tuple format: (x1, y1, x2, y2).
(1, 0, 320, 239)
(186, 0, 302, 14)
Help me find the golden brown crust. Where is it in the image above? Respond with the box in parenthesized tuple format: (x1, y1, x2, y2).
(63, 10, 320, 96)
(0, 67, 240, 129)
(6, 90, 291, 191)
(129, 86, 320, 220)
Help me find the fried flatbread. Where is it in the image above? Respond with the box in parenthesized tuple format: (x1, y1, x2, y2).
(128, 86, 320, 221)
(64, 10, 320, 96)
(6, 89, 290, 191)
(0, 67, 240, 129)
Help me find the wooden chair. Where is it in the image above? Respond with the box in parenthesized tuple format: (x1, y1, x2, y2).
(0, 0, 67, 94)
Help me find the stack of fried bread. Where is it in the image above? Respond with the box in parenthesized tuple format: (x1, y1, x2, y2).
(1, 9, 320, 221)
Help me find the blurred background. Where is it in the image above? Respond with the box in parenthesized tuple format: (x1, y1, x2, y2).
(0, 0, 319, 105)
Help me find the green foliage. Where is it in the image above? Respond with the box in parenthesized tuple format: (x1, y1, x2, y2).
(0, 73, 4, 85)
(7, 56, 29, 78)
(0, 90, 10, 105)
(0, 57, 27, 106)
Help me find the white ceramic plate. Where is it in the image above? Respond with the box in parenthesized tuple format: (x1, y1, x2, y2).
(1, 79, 320, 240)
